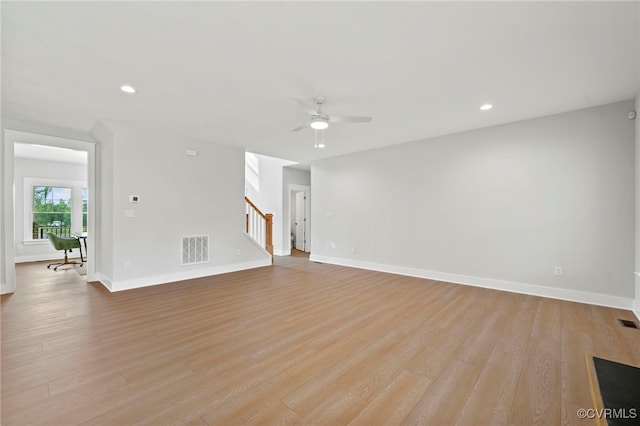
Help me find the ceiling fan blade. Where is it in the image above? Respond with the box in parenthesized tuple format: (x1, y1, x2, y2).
(291, 121, 311, 132)
(329, 115, 373, 123)
(295, 98, 319, 115)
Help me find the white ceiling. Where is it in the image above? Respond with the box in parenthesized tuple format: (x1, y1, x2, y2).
(2, 2, 638, 167)
(14, 143, 88, 165)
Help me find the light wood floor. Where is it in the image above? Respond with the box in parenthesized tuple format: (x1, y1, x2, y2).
(2, 257, 639, 425)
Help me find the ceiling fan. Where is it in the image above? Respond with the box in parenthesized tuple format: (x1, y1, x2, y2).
(291, 96, 372, 132)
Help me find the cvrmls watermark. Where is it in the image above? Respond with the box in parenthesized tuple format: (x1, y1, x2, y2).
(577, 408, 637, 420)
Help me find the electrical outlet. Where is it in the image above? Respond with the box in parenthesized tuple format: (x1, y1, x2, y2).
(124, 261, 131, 270)
(554, 266, 563, 276)
(125, 209, 134, 218)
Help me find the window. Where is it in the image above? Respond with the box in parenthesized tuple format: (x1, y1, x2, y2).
(32, 186, 72, 239)
(245, 152, 260, 193)
(82, 188, 88, 232)
(24, 178, 87, 241)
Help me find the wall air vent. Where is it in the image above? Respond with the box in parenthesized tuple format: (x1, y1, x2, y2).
(182, 235, 209, 265)
(618, 319, 639, 330)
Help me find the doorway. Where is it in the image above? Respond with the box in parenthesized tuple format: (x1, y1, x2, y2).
(2, 129, 96, 294)
(289, 185, 310, 254)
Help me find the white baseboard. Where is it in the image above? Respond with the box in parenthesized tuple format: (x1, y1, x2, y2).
(94, 273, 113, 292)
(1, 281, 14, 295)
(274, 249, 290, 256)
(310, 255, 635, 311)
(15, 254, 82, 263)
(105, 258, 272, 292)
(93, 234, 272, 293)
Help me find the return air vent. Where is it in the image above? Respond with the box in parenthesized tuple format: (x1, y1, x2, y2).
(618, 319, 639, 329)
(182, 235, 209, 265)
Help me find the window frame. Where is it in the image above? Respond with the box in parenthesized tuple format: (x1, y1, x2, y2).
(23, 177, 88, 243)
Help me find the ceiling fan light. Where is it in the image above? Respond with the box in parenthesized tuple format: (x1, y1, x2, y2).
(310, 117, 329, 130)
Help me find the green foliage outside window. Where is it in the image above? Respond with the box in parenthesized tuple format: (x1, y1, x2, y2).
(33, 186, 72, 230)
(82, 188, 88, 231)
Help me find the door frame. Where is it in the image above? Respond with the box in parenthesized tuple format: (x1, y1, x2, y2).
(2, 127, 96, 294)
(287, 184, 310, 254)
(294, 191, 307, 251)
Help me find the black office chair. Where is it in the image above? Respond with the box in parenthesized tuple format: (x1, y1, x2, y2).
(46, 233, 83, 271)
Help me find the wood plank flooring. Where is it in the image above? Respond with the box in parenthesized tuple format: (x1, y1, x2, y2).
(2, 256, 639, 425)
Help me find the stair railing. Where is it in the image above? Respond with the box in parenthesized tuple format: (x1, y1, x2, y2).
(245, 196, 273, 259)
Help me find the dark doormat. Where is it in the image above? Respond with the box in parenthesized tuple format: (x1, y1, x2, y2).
(592, 356, 640, 426)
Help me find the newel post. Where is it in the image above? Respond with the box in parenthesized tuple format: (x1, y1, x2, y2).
(265, 213, 274, 261)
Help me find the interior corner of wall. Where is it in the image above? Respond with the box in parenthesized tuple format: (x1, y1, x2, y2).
(95, 273, 114, 292)
(89, 120, 114, 143)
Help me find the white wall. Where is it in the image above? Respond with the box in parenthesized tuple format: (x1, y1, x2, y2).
(13, 158, 87, 262)
(99, 122, 270, 291)
(634, 4, 640, 319)
(90, 121, 114, 284)
(1, 133, 16, 294)
(635, 6, 640, 320)
(283, 167, 311, 188)
(635, 94, 640, 319)
(311, 101, 635, 309)
(0, 130, 8, 293)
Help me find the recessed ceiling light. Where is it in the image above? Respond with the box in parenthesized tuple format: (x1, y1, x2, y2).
(120, 85, 136, 94)
(480, 103, 493, 111)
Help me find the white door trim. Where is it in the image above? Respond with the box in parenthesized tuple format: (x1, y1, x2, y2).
(2, 126, 96, 294)
(287, 184, 311, 255)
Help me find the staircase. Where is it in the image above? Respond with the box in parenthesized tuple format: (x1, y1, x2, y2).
(245, 197, 273, 261)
